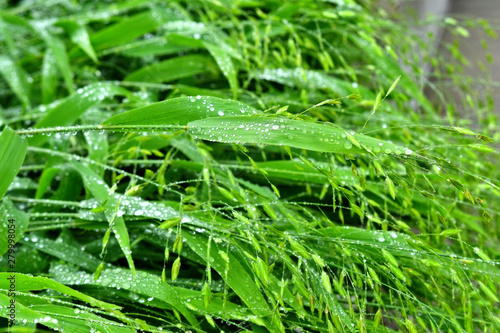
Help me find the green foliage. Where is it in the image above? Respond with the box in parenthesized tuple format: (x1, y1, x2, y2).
(0, 0, 499, 332)
(0, 127, 27, 200)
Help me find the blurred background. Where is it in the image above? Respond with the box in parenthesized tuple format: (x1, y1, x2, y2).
(404, 0, 500, 118)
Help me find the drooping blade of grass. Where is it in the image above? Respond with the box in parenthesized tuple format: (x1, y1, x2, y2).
(318, 226, 416, 255)
(35, 82, 131, 129)
(0, 273, 120, 309)
(6, 177, 37, 191)
(0, 293, 136, 332)
(119, 34, 202, 57)
(88, 10, 173, 52)
(85, 129, 109, 175)
(101, 96, 258, 127)
(39, 31, 75, 94)
(41, 49, 58, 103)
(30, 82, 132, 145)
(254, 160, 356, 185)
(71, 161, 136, 277)
(57, 20, 98, 63)
(0, 293, 61, 330)
(187, 116, 410, 154)
(0, 16, 16, 57)
(35, 166, 63, 199)
(124, 54, 216, 83)
(0, 55, 31, 110)
(0, 127, 28, 200)
(51, 262, 266, 326)
(351, 35, 435, 115)
(1, 0, 498, 331)
(205, 42, 239, 99)
(50, 264, 199, 326)
(83, 110, 109, 175)
(182, 232, 274, 324)
(20, 237, 103, 272)
(65, 0, 154, 25)
(256, 68, 363, 97)
(0, 198, 29, 256)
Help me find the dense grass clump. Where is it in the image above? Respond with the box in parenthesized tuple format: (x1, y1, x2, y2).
(0, 0, 499, 332)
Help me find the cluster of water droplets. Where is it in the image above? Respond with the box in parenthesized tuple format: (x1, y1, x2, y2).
(75, 82, 117, 103)
(163, 21, 206, 34)
(188, 115, 414, 155)
(257, 68, 303, 86)
(79, 194, 180, 221)
(7, 176, 38, 191)
(185, 95, 257, 118)
(257, 67, 350, 94)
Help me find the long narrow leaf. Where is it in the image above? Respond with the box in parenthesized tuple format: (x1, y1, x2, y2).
(124, 54, 217, 83)
(0, 55, 31, 110)
(0, 198, 29, 256)
(50, 264, 199, 326)
(187, 116, 410, 154)
(0, 273, 120, 309)
(71, 161, 136, 277)
(101, 96, 258, 127)
(58, 20, 98, 63)
(0, 127, 27, 200)
(40, 32, 75, 94)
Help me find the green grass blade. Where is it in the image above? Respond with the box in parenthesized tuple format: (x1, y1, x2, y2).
(182, 232, 274, 321)
(51, 264, 199, 326)
(0, 293, 136, 332)
(187, 116, 409, 154)
(89, 10, 165, 52)
(0, 273, 120, 309)
(41, 49, 59, 103)
(255, 160, 356, 185)
(205, 42, 239, 99)
(57, 20, 98, 63)
(0, 197, 29, 256)
(0, 55, 31, 110)
(40, 32, 75, 94)
(124, 54, 216, 83)
(71, 161, 136, 277)
(0, 127, 28, 200)
(118, 34, 202, 57)
(84, 129, 109, 175)
(0, 293, 61, 330)
(101, 96, 258, 127)
(351, 35, 435, 115)
(256, 68, 360, 97)
(65, 0, 153, 24)
(1, 1, 498, 331)
(30, 82, 132, 145)
(35, 83, 129, 129)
